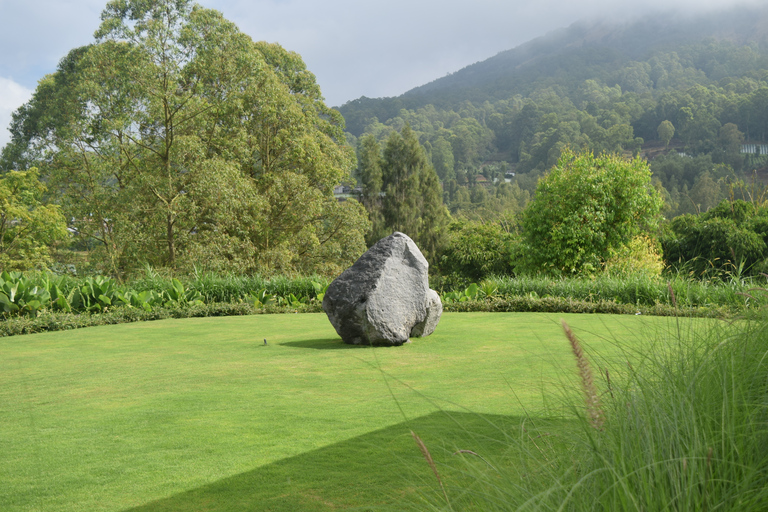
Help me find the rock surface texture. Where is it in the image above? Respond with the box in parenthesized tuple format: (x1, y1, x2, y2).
(322, 232, 442, 346)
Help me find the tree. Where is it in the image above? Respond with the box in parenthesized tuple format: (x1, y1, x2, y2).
(430, 136, 455, 182)
(378, 125, 449, 260)
(520, 150, 663, 275)
(718, 122, 745, 170)
(357, 134, 387, 245)
(4, 0, 366, 276)
(658, 120, 675, 146)
(0, 169, 68, 270)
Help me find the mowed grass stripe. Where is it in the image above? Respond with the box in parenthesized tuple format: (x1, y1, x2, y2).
(0, 312, 701, 511)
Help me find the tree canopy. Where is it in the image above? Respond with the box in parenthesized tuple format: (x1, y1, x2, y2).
(357, 125, 448, 261)
(2, 0, 368, 276)
(0, 169, 68, 271)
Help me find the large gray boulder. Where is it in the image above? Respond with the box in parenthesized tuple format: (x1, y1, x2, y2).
(322, 232, 442, 346)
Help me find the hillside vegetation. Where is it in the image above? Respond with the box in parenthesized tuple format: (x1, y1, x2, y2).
(339, 6, 768, 223)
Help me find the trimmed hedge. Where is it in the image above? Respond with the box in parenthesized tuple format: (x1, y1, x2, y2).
(443, 296, 731, 318)
(0, 296, 731, 338)
(0, 302, 322, 337)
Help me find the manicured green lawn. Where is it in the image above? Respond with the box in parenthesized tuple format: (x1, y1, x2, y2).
(0, 312, 695, 511)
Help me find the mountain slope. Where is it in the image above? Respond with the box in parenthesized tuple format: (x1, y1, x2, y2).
(339, 6, 768, 135)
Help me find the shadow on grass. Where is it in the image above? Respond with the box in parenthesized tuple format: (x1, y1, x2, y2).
(279, 338, 362, 350)
(122, 411, 573, 512)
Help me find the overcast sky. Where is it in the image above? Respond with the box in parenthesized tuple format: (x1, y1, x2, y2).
(0, 0, 761, 148)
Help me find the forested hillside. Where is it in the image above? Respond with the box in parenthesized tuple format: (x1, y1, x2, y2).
(339, 5, 768, 220)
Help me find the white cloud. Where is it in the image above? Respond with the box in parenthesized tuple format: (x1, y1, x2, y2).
(0, 77, 33, 150)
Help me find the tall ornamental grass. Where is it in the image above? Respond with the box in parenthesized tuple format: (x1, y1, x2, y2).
(422, 312, 768, 511)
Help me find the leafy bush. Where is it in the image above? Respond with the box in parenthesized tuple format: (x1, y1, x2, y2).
(437, 219, 516, 285)
(0, 301, 322, 337)
(0, 269, 755, 337)
(68, 275, 120, 312)
(519, 149, 663, 275)
(162, 278, 203, 306)
(603, 234, 664, 276)
(662, 198, 768, 277)
(488, 273, 759, 310)
(0, 271, 50, 316)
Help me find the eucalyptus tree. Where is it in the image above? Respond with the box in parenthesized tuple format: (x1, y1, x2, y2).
(380, 125, 448, 260)
(3, 0, 367, 276)
(357, 134, 387, 245)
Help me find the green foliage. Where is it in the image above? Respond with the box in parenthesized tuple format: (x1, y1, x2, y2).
(64, 274, 196, 313)
(520, 150, 663, 275)
(0, 301, 315, 337)
(248, 288, 275, 308)
(441, 282, 481, 304)
(0, 169, 68, 271)
(489, 272, 757, 310)
(603, 234, 665, 277)
(650, 153, 732, 217)
(0, 268, 756, 336)
(657, 119, 675, 146)
(0, 270, 335, 319)
(0, 271, 50, 317)
(114, 289, 163, 312)
(437, 218, 517, 284)
(662, 198, 768, 277)
(311, 281, 328, 303)
(162, 278, 204, 306)
(359, 125, 449, 260)
(67, 275, 119, 313)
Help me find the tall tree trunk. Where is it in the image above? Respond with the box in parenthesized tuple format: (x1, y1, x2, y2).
(167, 211, 175, 267)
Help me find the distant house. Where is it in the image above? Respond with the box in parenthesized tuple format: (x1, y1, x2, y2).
(741, 144, 768, 155)
(333, 185, 361, 202)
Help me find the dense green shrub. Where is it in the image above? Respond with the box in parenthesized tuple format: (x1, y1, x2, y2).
(487, 272, 761, 310)
(157, 272, 328, 304)
(0, 302, 322, 337)
(442, 296, 727, 317)
(436, 219, 516, 285)
(519, 150, 663, 275)
(0, 271, 52, 316)
(662, 198, 768, 277)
